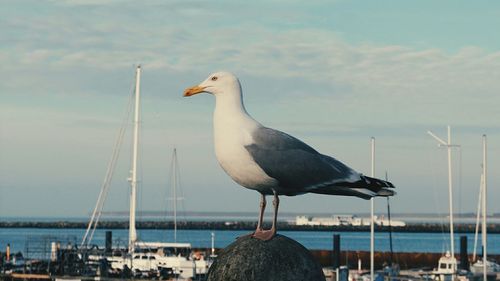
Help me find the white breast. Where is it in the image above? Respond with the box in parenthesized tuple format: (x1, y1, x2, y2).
(213, 114, 277, 192)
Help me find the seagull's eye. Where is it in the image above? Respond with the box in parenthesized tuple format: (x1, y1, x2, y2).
(211, 76, 218, 81)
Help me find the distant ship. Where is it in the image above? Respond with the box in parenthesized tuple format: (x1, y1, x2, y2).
(294, 215, 406, 227)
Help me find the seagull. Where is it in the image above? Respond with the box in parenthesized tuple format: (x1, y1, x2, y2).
(184, 72, 395, 240)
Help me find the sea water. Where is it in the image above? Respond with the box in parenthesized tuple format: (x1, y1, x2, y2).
(1, 227, 499, 255)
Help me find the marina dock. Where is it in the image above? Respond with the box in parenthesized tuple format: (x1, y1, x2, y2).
(1, 228, 499, 281)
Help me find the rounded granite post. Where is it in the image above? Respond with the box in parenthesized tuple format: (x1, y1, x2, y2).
(207, 234, 325, 281)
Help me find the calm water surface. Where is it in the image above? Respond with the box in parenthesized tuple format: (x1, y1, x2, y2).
(1, 228, 499, 255)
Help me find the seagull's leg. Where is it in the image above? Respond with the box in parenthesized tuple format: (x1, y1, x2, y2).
(240, 193, 267, 239)
(253, 190, 278, 241)
(256, 193, 266, 231)
(269, 190, 279, 236)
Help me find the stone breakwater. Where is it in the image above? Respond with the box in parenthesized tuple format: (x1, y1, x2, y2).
(1, 221, 499, 233)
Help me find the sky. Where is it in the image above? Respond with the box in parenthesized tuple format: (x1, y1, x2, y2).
(1, 0, 500, 219)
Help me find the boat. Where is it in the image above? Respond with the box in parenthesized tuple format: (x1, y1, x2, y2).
(426, 130, 499, 281)
(294, 214, 405, 227)
(470, 259, 500, 280)
(470, 260, 500, 281)
(107, 242, 202, 279)
(81, 66, 210, 279)
(430, 251, 459, 281)
(423, 252, 472, 281)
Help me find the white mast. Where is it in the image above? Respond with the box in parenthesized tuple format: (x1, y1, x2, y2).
(473, 173, 484, 261)
(427, 126, 459, 263)
(370, 137, 375, 281)
(482, 134, 487, 281)
(128, 65, 141, 252)
(211, 232, 215, 257)
(173, 148, 178, 243)
(446, 126, 454, 261)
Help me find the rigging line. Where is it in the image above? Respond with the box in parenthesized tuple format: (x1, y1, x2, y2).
(83, 73, 136, 247)
(385, 171, 394, 264)
(160, 148, 169, 238)
(88, 106, 131, 245)
(168, 147, 189, 243)
(387, 199, 394, 259)
(429, 144, 448, 252)
(176, 149, 192, 242)
(167, 147, 176, 241)
(176, 149, 188, 224)
(176, 148, 181, 243)
(164, 150, 171, 240)
(458, 146, 463, 219)
(137, 113, 145, 240)
(473, 171, 484, 262)
(81, 169, 108, 247)
(173, 148, 179, 243)
(88, 97, 134, 246)
(89, 78, 135, 245)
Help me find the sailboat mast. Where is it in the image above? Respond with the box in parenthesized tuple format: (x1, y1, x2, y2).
(129, 65, 141, 252)
(370, 137, 375, 281)
(386, 171, 394, 264)
(173, 148, 178, 243)
(446, 126, 455, 260)
(473, 173, 483, 261)
(427, 126, 459, 261)
(482, 135, 487, 281)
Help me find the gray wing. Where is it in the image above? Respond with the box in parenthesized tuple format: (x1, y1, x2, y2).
(245, 127, 361, 196)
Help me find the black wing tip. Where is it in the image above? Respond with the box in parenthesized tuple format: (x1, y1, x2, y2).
(362, 175, 395, 188)
(359, 175, 396, 197)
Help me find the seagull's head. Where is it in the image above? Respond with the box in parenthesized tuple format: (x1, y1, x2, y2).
(183, 71, 241, 97)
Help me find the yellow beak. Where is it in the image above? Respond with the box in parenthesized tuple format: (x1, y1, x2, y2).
(183, 85, 206, 97)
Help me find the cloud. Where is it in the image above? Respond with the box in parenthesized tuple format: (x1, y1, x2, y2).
(50, 0, 131, 6)
(2, 0, 500, 216)
(3, 2, 500, 93)
(3, 11, 500, 129)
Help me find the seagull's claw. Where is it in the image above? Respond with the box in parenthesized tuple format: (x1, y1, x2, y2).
(252, 229, 276, 241)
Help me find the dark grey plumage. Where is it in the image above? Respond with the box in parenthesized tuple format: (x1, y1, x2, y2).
(245, 127, 394, 199)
